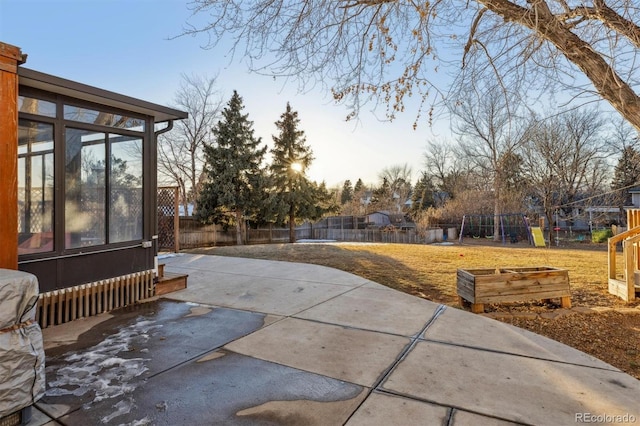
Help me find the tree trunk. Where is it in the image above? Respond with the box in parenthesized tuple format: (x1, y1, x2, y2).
(545, 210, 554, 247)
(289, 204, 296, 243)
(180, 180, 188, 217)
(235, 209, 243, 245)
(493, 182, 501, 242)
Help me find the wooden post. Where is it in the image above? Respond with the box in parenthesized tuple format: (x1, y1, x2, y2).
(608, 238, 617, 281)
(471, 303, 484, 314)
(625, 240, 635, 301)
(0, 42, 25, 270)
(173, 186, 180, 252)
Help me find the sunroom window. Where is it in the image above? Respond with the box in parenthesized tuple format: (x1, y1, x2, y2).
(65, 128, 106, 248)
(64, 104, 145, 131)
(109, 134, 143, 243)
(18, 119, 54, 254)
(64, 129, 143, 249)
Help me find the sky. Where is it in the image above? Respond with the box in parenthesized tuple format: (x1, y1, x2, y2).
(0, 0, 453, 188)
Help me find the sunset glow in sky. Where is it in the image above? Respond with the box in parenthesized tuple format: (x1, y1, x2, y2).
(1, 0, 456, 188)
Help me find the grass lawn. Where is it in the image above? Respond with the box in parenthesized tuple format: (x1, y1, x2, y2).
(187, 240, 629, 309)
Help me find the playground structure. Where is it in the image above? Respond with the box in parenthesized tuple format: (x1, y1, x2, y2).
(608, 209, 640, 301)
(459, 214, 532, 244)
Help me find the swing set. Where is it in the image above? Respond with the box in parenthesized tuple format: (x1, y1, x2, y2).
(459, 213, 532, 244)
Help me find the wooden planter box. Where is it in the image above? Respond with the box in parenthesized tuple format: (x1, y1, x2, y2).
(457, 266, 571, 313)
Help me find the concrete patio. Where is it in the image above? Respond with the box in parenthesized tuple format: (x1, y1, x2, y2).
(33, 253, 640, 425)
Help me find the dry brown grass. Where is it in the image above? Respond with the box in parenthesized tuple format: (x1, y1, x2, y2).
(187, 240, 633, 310)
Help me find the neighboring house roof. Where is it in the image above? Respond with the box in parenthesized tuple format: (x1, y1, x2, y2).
(366, 211, 416, 228)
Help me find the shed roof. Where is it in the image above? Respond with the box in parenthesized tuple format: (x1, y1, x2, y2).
(18, 67, 187, 123)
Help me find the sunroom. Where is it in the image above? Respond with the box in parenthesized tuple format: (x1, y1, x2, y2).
(1, 42, 187, 326)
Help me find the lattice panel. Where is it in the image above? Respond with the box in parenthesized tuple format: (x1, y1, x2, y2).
(157, 187, 178, 251)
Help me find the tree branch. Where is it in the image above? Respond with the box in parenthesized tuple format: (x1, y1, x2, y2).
(480, 0, 640, 131)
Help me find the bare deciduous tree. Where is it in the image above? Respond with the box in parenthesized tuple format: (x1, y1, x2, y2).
(605, 118, 639, 154)
(608, 120, 640, 222)
(451, 81, 527, 240)
(377, 163, 413, 212)
(183, 1, 640, 131)
(423, 139, 478, 203)
(520, 109, 609, 240)
(158, 74, 223, 215)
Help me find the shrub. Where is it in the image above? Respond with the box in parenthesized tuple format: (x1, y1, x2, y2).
(591, 228, 613, 243)
(412, 207, 442, 237)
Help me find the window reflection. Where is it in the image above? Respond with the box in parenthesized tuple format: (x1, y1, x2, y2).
(19, 96, 56, 118)
(18, 120, 54, 254)
(64, 105, 145, 131)
(109, 134, 143, 243)
(65, 128, 106, 248)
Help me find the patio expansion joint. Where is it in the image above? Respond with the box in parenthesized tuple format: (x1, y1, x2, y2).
(341, 304, 448, 425)
(36, 401, 81, 425)
(286, 280, 374, 318)
(416, 337, 624, 374)
(368, 388, 532, 426)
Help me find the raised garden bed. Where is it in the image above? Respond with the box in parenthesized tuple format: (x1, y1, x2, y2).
(457, 266, 571, 313)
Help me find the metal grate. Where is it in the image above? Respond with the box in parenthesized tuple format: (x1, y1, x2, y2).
(0, 411, 21, 426)
(0, 406, 30, 426)
(36, 270, 154, 328)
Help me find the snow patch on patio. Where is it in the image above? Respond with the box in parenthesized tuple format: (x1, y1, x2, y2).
(46, 317, 162, 422)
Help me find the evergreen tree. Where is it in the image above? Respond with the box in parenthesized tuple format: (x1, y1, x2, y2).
(340, 178, 368, 216)
(196, 91, 267, 245)
(612, 146, 640, 207)
(352, 178, 368, 214)
(370, 177, 393, 211)
(353, 178, 364, 194)
(409, 171, 436, 215)
(269, 103, 335, 242)
(341, 180, 354, 205)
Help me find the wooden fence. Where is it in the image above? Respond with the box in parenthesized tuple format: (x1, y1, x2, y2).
(179, 217, 313, 248)
(312, 228, 423, 244)
(178, 217, 453, 247)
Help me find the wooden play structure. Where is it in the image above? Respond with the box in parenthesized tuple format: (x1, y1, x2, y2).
(457, 266, 571, 313)
(607, 209, 640, 301)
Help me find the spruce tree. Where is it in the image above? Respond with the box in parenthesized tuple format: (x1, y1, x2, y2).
(353, 178, 364, 195)
(370, 177, 392, 211)
(341, 180, 354, 205)
(269, 103, 335, 242)
(196, 91, 267, 245)
(409, 171, 436, 215)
